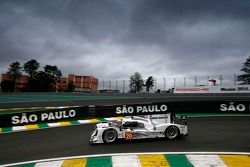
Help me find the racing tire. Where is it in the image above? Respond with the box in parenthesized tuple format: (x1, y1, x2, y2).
(165, 126, 179, 139)
(102, 129, 117, 143)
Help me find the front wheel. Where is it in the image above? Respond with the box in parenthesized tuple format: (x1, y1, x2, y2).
(102, 129, 117, 143)
(165, 126, 179, 139)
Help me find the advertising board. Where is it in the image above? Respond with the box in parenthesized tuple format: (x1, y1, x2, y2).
(0, 101, 249, 127)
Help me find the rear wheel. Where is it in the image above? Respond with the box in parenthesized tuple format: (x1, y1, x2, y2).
(102, 129, 117, 143)
(165, 126, 179, 139)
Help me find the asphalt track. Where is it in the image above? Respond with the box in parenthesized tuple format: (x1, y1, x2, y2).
(0, 116, 250, 165)
(0, 93, 250, 109)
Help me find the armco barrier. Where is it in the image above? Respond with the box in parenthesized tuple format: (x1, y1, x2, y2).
(0, 101, 249, 127)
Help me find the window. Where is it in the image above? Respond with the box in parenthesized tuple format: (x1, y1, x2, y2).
(123, 121, 144, 129)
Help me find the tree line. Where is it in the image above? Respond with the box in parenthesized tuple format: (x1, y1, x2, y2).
(1, 59, 63, 92)
(1, 56, 250, 93)
(129, 72, 156, 93)
(129, 56, 250, 93)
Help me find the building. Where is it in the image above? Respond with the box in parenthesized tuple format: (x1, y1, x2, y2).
(57, 77, 68, 92)
(1, 74, 29, 91)
(67, 74, 98, 92)
(1, 74, 98, 92)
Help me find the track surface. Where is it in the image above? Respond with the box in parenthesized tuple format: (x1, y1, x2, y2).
(0, 117, 250, 165)
(0, 94, 250, 109)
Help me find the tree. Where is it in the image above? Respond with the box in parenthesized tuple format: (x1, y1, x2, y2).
(238, 56, 250, 84)
(156, 89, 161, 94)
(129, 72, 144, 93)
(68, 82, 75, 92)
(32, 71, 50, 92)
(7, 61, 22, 92)
(44, 65, 62, 78)
(1, 80, 14, 92)
(23, 59, 40, 91)
(31, 65, 62, 92)
(44, 65, 62, 91)
(145, 76, 155, 93)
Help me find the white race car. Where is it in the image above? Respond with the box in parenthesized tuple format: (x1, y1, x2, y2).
(90, 113, 188, 144)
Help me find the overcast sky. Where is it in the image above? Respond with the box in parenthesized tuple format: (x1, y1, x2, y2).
(0, 0, 250, 80)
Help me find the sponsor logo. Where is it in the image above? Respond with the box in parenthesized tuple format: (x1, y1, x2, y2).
(221, 88, 236, 91)
(175, 88, 209, 92)
(11, 110, 76, 125)
(115, 105, 168, 115)
(124, 131, 133, 140)
(220, 102, 248, 112)
(237, 87, 250, 91)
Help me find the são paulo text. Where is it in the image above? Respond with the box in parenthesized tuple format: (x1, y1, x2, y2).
(115, 105, 168, 114)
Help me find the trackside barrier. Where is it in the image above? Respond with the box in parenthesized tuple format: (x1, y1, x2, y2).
(0, 101, 249, 127)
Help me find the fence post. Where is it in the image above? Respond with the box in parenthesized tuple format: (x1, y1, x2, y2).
(163, 77, 166, 91)
(123, 80, 125, 93)
(219, 75, 223, 86)
(116, 80, 118, 91)
(194, 76, 197, 86)
(234, 74, 237, 86)
(154, 78, 157, 92)
(174, 77, 176, 88)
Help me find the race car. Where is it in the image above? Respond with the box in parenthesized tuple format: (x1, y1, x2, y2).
(89, 113, 188, 144)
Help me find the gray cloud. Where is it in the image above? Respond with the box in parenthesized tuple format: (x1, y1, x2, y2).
(0, 0, 250, 80)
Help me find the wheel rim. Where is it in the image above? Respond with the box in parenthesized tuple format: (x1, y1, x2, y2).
(166, 126, 178, 139)
(104, 130, 116, 143)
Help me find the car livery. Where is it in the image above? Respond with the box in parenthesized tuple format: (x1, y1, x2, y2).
(90, 113, 188, 144)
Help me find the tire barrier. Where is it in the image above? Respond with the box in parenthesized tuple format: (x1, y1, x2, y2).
(0, 101, 249, 127)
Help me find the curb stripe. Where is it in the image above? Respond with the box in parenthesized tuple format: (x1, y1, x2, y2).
(86, 156, 112, 167)
(77, 120, 91, 124)
(25, 124, 39, 130)
(165, 154, 193, 167)
(59, 122, 71, 126)
(2, 127, 11, 133)
(88, 119, 100, 123)
(187, 155, 227, 167)
(112, 155, 140, 167)
(138, 154, 170, 167)
(220, 155, 250, 167)
(47, 123, 61, 127)
(38, 123, 49, 128)
(12, 126, 26, 131)
(61, 158, 86, 167)
(2, 153, 250, 167)
(34, 161, 63, 167)
(69, 121, 80, 125)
